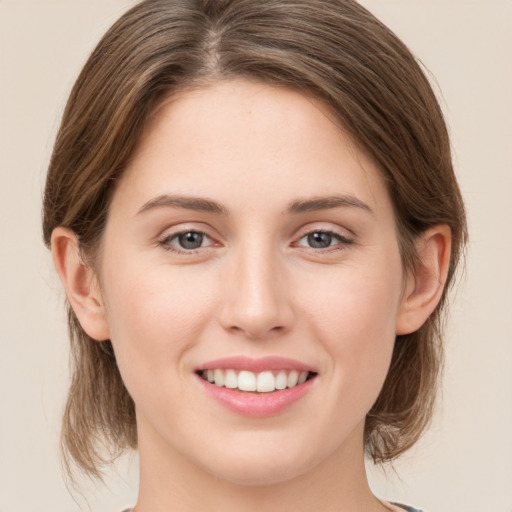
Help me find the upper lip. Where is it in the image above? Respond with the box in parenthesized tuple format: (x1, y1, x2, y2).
(197, 356, 316, 374)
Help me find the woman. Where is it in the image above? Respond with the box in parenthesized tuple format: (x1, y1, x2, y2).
(42, 1, 467, 511)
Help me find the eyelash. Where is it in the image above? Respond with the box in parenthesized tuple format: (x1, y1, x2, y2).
(158, 228, 353, 255)
(293, 229, 353, 252)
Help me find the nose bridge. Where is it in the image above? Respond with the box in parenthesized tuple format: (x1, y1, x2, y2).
(219, 235, 293, 339)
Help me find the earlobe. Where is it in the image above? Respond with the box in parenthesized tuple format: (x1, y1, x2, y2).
(51, 227, 110, 341)
(396, 225, 452, 335)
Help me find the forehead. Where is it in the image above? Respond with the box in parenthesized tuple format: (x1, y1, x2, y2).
(114, 79, 392, 219)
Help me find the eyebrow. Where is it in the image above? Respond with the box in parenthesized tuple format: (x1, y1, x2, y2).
(136, 193, 373, 216)
(287, 195, 374, 215)
(137, 194, 229, 215)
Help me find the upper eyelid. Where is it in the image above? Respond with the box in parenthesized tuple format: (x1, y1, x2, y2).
(297, 230, 351, 241)
(158, 223, 217, 240)
(160, 228, 213, 240)
(157, 224, 351, 240)
(295, 224, 354, 241)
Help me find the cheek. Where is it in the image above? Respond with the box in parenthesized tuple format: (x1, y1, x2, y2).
(305, 265, 401, 344)
(101, 262, 217, 382)
(300, 257, 403, 402)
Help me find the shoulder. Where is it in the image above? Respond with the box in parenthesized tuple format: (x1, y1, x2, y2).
(393, 504, 424, 512)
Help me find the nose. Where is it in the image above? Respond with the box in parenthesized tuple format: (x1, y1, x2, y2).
(218, 241, 294, 340)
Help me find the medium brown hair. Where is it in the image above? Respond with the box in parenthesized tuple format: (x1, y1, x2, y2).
(42, 0, 467, 477)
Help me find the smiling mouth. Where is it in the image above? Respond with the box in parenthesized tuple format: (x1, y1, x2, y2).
(197, 369, 317, 393)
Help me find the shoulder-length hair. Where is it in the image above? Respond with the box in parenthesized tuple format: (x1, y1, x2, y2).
(43, 0, 467, 477)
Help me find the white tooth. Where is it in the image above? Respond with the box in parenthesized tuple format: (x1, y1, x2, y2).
(287, 370, 299, 388)
(238, 370, 257, 391)
(207, 369, 215, 382)
(297, 371, 308, 385)
(275, 371, 288, 390)
(224, 369, 238, 389)
(256, 371, 276, 392)
(214, 369, 224, 387)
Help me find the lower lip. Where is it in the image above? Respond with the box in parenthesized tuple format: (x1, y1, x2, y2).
(197, 376, 315, 417)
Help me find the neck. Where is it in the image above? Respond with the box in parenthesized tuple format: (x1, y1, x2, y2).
(134, 418, 388, 512)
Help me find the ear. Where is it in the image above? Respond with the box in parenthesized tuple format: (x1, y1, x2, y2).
(51, 227, 110, 341)
(396, 225, 452, 335)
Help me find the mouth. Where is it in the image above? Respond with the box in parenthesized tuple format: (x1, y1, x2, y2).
(195, 356, 318, 416)
(196, 368, 317, 393)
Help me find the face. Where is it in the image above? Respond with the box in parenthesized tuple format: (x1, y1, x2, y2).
(96, 80, 410, 485)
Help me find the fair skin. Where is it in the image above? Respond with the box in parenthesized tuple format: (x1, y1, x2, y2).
(52, 80, 451, 512)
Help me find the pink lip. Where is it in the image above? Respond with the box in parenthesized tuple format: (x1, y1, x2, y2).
(195, 356, 317, 417)
(197, 376, 315, 417)
(197, 355, 315, 373)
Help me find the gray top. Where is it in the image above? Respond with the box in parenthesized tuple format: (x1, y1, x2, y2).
(123, 504, 423, 512)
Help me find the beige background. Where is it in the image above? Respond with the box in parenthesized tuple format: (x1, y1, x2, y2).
(1, 1, 511, 511)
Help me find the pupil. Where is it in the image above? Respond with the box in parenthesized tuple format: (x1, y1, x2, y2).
(308, 232, 331, 248)
(179, 232, 203, 249)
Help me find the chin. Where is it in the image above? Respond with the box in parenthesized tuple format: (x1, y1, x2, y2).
(207, 458, 311, 487)
(194, 439, 321, 487)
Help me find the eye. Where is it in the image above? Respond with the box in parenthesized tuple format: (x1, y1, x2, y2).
(295, 230, 352, 251)
(159, 230, 214, 253)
